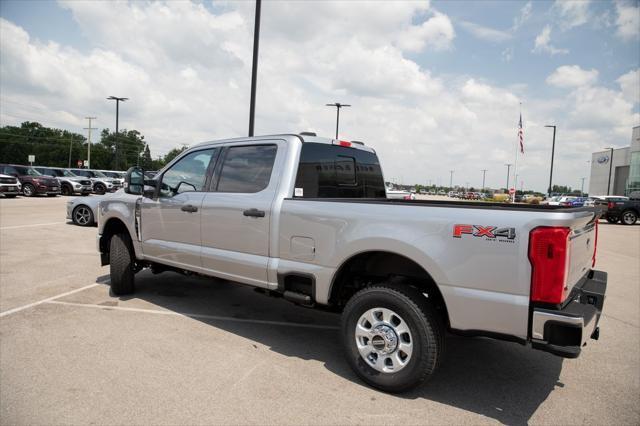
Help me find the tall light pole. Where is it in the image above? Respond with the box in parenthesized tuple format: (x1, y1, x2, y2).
(545, 125, 556, 195)
(505, 163, 512, 192)
(84, 117, 97, 169)
(604, 147, 614, 195)
(326, 102, 351, 139)
(481, 169, 487, 192)
(107, 96, 128, 170)
(580, 177, 586, 195)
(449, 170, 454, 190)
(248, 0, 261, 137)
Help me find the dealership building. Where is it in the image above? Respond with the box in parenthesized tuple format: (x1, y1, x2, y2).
(589, 126, 640, 196)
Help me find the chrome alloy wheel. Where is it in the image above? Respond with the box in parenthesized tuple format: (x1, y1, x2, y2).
(74, 206, 92, 225)
(355, 307, 413, 373)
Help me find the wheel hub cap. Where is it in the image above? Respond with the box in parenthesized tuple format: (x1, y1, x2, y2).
(355, 307, 413, 373)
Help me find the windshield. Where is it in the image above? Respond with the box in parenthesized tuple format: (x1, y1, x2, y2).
(93, 171, 108, 178)
(61, 169, 77, 177)
(16, 166, 42, 176)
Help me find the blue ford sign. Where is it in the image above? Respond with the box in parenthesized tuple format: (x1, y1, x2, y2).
(597, 155, 609, 164)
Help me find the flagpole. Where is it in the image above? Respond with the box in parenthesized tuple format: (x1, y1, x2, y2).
(512, 102, 521, 202)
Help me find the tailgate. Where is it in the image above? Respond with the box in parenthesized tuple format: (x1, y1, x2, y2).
(566, 218, 597, 293)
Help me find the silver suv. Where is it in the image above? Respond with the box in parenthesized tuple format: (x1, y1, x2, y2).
(68, 169, 118, 194)
(33, 167, 92, 196)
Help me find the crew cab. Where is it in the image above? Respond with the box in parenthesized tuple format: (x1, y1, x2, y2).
(97, 134, 607, 392)
(604, 192, 640, 225)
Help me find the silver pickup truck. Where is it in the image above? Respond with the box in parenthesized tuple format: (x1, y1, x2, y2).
(97, 134, 607, 392)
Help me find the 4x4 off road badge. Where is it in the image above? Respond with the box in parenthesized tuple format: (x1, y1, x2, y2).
(453, 224, 516, 242)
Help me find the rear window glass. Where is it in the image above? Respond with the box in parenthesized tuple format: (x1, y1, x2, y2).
(294, 143, 385, 198)
(216, 145, 277, 193)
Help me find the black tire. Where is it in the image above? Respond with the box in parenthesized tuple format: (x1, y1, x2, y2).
(621, 210, 638, 225)
(341, 283, 445, 393)
(47, 194, 57, 197)
(61, 184, 72, 196)
(72, 205, 94, 226)
(94, 183, 106, 195)
(22, 183, 36, 197)
(109, 233, 135, 295)
(606, 215, 618, 224)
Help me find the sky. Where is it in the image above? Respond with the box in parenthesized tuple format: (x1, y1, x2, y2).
(0, 0, 638, 192)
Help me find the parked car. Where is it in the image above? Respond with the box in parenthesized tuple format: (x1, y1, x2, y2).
(386, 189, 412, 200)
(584, 195, 628, 208)
(98, 170, 126, 187)
(68, 169, 119, 194)
(0, 164, 60, 197)
(558, 196, 587, 207)
(603, 193, 640, 225)
(0, 173, 21, 198)
(33, 166, 92, 196)
(97, 133, 605, 393)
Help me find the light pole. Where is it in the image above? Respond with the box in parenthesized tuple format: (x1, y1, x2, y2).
(248, 0, 261, 137)
(604, 147, 614, 195)
(449, 170, 454, 190)
(326, 103, 351, 139)
(84, 116, 97, 169)
(505, 163, 512, 192)
(580, 177, 586, 195)
(107, 96, 128, 170)
(545, 125, 556, 195)
(481, 169, 487, 192)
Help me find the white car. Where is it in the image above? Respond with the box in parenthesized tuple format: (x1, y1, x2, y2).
(0, 173, 21, 198)
(67, 194, 105, 226)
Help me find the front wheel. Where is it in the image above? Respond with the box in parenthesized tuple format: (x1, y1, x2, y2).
(341, 284, 444, 393)
(94, 183, 106, 195)
(72, 205, 94, 226)
(621, 210, 638, 225)
(22, 183, 36, 197)
(109, 233, 136, 295)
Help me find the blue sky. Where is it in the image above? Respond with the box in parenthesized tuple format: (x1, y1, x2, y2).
(1, 1, 638, 191)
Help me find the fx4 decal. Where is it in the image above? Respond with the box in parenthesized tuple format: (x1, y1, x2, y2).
(453, 224, 516, 240)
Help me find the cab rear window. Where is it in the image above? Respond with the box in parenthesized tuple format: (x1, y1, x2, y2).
(294, 143, 385, 198)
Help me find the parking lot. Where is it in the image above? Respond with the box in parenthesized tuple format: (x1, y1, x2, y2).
(1, 195, 638, 425)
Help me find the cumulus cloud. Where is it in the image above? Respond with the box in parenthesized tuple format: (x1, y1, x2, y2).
(553, 0, 591, 30)
(617, 69, 640, 104)
(459, 20, 511, 42)
(0, 2, 637, 192)
(615, 1, 640, 41)
(532, 25, 569, 55)
(546, 65, 599, 88)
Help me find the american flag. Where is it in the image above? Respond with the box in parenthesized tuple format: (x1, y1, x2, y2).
(518, 113, 524, 154)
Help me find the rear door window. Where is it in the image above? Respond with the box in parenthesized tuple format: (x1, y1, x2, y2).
(216, 145, 277, 193)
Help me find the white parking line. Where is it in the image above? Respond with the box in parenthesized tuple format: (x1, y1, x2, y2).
(0, 283, 100, 318)
(0, 222, 66, 230)
(46, 300, 340, 330)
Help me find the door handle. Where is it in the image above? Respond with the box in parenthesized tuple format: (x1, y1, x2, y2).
(243, 208, 265, 218)
(181, 204, 198, 213)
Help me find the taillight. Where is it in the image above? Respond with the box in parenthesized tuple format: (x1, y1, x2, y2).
(592, 221, 598, 267)
(528, 227, 571, 304)
(338, 140, 351, 147)
(608, 201, 614, 209)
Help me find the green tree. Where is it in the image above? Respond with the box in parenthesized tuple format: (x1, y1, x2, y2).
(140, 144, 153, 169)
(163, 146, 188, 164)
(99, 128, 146, 170)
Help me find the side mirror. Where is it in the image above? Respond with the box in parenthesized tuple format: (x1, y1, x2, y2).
(124, 167, 144, 195)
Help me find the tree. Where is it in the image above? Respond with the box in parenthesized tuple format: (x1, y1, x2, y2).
(163, 146, 189, 164)
(99, 128, 146, 170)
(140, 144, 153, 169)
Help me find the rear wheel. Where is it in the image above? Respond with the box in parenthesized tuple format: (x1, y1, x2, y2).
(22, 183, 35, 197)
(605, 215, 618, 224)
(621, 210, 638, 225)
(341, 284, 444, 393)
(61, 184, 72, 196)
(94, 183, 106, 195)
(109, 233, 135, 295)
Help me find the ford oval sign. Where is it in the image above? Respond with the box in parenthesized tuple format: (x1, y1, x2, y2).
(597, 155, 609, 164)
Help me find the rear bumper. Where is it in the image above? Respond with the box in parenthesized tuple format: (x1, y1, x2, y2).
(531, 270, 607, 358)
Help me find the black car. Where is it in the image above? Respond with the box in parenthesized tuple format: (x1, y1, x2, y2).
(603, 193, 640, 225)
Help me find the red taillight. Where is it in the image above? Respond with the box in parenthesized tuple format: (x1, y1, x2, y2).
(338, 140, 351, 147)
(592, 221, 598, 267)
(528, 226, 571, 304)
(608, 201, 614, 209)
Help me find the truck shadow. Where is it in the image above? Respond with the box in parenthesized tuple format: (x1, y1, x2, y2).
(113, 270, 563, 425)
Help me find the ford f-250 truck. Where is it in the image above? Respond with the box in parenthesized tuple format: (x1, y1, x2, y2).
(97, 134, 607, 392)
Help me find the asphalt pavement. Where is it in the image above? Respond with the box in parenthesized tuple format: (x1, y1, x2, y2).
(1, 195, 638, 425)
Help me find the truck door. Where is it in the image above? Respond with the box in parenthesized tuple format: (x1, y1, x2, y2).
(200, 142, 283, 288)
(140, 148, 218, 268)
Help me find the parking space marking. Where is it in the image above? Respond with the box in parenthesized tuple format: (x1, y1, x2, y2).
(46, 300, 340, 330)
(0, 283, 99, 318)
(0, 222, 66, 230)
